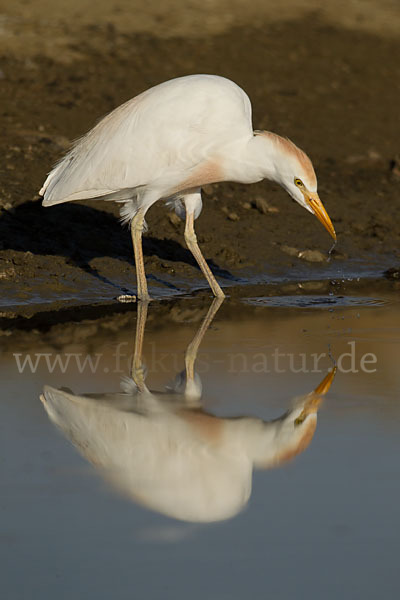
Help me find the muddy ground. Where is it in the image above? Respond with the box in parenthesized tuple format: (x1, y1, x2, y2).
(0, 0, 399, 324)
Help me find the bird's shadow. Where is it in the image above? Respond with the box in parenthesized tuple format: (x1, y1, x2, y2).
(0, 200, 236, 288)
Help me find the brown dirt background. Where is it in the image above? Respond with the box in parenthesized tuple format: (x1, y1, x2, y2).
(0, 0, 400, 318)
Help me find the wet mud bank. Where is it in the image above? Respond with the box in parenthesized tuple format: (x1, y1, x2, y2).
(1, 277, 399, 347)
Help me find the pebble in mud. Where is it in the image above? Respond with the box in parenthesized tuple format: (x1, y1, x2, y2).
(168, 212, 181, 227)
(253, 197, 269, 214)
(281, 245, 299, 257)
(298, 249, 326, 262)
(0, 202, 14, 213)
(252, 196, 279, 215)
(281, 246, 326, 262)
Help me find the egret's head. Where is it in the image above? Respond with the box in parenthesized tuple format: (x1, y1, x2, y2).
(258, 132, 336, 240)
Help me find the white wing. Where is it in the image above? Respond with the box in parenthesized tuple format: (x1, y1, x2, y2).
(40, 75, 253, 206)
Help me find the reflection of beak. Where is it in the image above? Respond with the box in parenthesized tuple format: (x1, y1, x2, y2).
(305, 192, 336, 240)
(295, 368, 336, 423)
(314, 367, 337, 395)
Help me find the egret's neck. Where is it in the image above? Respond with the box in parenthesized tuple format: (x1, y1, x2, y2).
(247, 133, 282, 181)
(226, 133, 282, 185)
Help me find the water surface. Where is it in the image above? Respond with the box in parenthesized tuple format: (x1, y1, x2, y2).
(1, 291, 400, 599)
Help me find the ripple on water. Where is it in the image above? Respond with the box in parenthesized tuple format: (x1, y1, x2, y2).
(243, 295, 387, 309)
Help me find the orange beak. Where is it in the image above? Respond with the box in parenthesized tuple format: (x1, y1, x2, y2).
(306, 192, 336, 240)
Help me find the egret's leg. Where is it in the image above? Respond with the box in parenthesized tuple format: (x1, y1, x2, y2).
(184, 212, 225, 298)
(131, 209, 150, 301)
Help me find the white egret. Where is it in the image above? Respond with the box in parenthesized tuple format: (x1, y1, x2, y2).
(40, 74, 336, 300)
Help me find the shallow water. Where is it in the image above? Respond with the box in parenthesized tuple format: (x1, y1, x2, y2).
(1, 290, 400, 600)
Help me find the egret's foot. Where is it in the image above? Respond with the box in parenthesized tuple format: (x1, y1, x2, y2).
(137, 295, 152, 303)
(117, 294, 137, 303)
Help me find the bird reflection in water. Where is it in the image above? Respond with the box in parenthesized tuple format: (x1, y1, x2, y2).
(41, 300, 335, 523)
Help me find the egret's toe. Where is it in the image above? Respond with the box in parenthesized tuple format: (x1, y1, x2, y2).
(117, 294, 137, 303)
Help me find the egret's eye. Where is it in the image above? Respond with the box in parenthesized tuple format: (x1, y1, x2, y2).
(294, 178, 304, 187)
